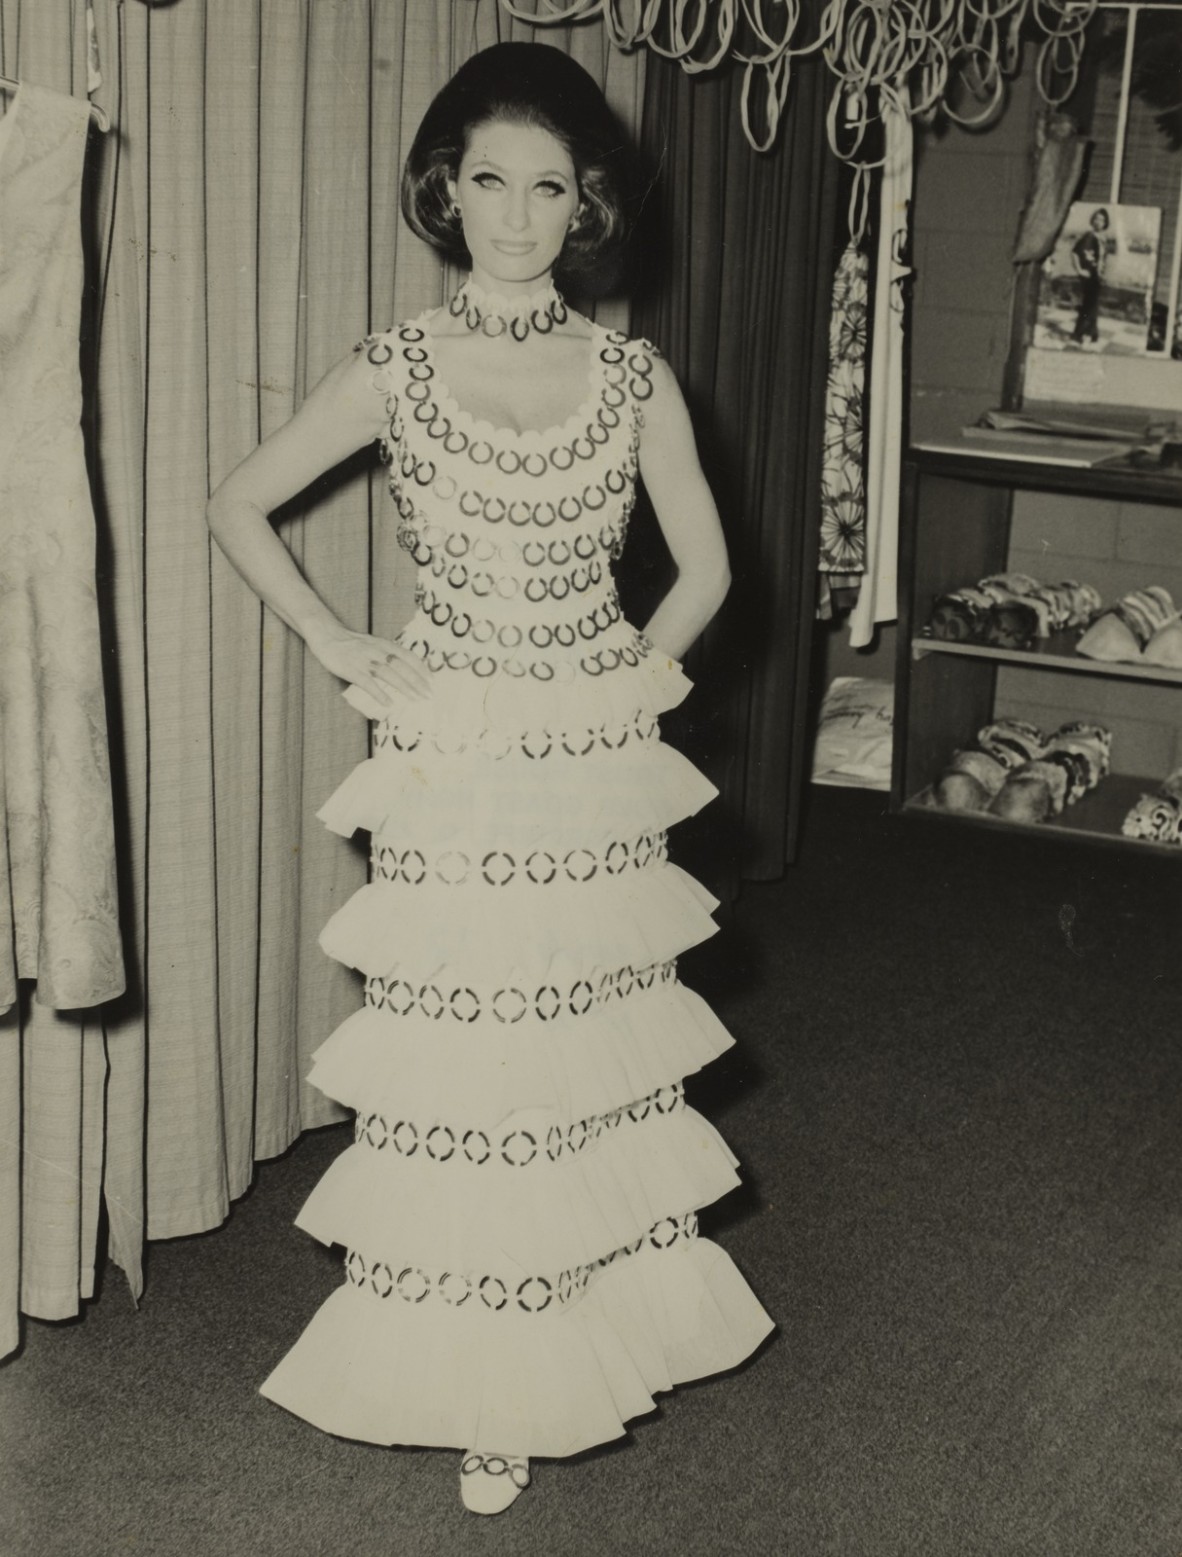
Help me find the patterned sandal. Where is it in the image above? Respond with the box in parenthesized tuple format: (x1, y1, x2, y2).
(1121, 767, 1182, 846)
(1077, 586, 1175, 662)
(459, 1452, 532, 1516)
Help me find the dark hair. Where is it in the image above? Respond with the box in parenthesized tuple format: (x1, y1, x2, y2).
(401, 43, 633, 293)
(1092, 207, 1110, 228)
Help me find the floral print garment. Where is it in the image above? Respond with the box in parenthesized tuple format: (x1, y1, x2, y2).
(819, 242, 869, 586)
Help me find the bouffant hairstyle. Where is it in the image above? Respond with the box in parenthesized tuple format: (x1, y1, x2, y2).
(401, 43, 633, 293)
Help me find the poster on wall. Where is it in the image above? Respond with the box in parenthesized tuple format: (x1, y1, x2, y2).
(1033, 201, 1162, 356)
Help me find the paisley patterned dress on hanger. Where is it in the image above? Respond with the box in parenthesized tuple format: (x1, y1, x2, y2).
(260, 313, 773, 1457)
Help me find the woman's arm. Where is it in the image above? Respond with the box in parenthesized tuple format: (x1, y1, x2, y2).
(206, 348, 431, 706)
(636, 357, 731, 662)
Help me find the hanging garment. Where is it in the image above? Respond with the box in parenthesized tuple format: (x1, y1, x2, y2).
(259, 318, 774, 1456)
(0, 83, 123, 1013)
(850, 88, 913, 650)
(1012, 112, 1089, 265)
(819, 241, 869, 576)
(818, 241, 869, 618)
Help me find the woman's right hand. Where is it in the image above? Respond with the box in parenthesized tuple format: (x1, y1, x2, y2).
(307, 623, 433, 706)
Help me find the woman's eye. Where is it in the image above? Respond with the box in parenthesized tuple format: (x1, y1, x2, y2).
(467, 172, 567, 197)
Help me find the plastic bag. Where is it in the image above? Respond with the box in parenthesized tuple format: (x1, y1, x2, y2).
(811, 677, 893, 791)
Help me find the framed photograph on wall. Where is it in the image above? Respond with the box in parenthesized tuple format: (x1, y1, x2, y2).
(1033, 200, 1162, 356)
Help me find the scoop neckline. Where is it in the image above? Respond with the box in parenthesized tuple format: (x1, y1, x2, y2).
(413, 312, 608, 446)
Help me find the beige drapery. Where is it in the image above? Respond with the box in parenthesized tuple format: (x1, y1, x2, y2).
(0, 0, 642, 1360)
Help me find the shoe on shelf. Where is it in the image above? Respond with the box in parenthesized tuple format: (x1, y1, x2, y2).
(1077, 586, 1175, 663)
(459, 1452, 531, 1516)
(1143, 614, 1182, 668)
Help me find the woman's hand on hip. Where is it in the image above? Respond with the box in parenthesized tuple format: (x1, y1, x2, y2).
(309, 625, 433, 705)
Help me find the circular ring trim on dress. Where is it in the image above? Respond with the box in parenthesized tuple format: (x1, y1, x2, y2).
(419, 984, 445, 1020)
(426, 1126, 456, 1162)
(462, 1131, 490, 1165)
(479, 1277, 508, 1311)
(392, 1120, 419, 1155)
(440, 1271, 473, 1305)
(501, 1131, 538, 1167)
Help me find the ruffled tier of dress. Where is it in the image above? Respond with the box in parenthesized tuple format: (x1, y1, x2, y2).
(259, 1234, 773, 1458)
(319, 861, 718, 984)
(317, 733, 718, 848)
(306, 978, 735, 1125)
(294, 1100, 740, 1274)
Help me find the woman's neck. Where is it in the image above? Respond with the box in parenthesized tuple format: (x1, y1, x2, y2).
(466, 264, 556, 301)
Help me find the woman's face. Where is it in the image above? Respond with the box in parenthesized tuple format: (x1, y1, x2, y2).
(448, 118, 579, 292)
(1091, 210, 1109, 233)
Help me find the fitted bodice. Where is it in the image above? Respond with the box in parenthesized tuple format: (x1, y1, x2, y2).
(357, 316, 662, 716)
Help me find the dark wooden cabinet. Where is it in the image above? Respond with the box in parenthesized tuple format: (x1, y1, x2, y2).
(893, 446, 1182, 854)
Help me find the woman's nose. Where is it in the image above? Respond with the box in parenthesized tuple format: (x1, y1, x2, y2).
(504, 190, 529, 232)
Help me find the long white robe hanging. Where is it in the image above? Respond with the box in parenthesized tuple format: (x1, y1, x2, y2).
(849, 87, 914, 649)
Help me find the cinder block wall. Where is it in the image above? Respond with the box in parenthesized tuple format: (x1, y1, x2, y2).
(908, 91, 1031, 447)
(997, 499, 1182, 778)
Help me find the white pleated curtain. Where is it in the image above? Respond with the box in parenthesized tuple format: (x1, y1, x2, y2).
(0, 0, 643, 1359)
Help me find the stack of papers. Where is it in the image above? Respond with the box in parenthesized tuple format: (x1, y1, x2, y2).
(915, 409, 1182, 469)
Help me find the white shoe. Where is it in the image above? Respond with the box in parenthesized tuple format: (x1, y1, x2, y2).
(459, 1452, 531, 1516)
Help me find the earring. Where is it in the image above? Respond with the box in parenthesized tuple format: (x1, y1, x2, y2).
(450, 201, 462, 219)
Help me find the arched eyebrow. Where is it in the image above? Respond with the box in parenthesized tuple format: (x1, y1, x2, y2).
(466, 157, 571, 181)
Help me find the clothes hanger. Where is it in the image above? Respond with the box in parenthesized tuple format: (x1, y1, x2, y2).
(0, 73, 110, 132)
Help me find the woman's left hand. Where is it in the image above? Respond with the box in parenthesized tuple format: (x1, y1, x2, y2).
(308, 623, 433, 706)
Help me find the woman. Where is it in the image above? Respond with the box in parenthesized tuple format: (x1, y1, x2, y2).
(1070, 205, 1109, 347)
(207, 43, 773, 1516)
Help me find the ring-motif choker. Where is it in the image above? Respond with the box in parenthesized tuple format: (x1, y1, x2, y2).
(448, 277, 568, 342)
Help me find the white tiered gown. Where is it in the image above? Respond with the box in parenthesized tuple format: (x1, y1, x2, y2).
(260, 315, 774, 1457)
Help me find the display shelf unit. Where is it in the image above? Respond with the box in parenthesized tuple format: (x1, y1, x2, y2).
(893, 444, 1182, 856)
